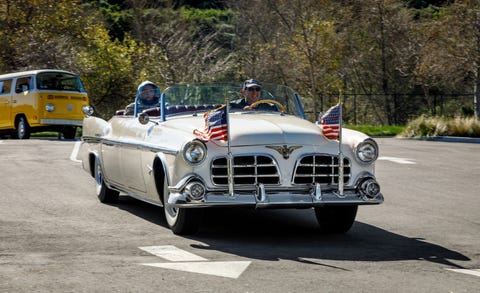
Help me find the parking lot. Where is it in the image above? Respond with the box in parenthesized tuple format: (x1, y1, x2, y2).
(0, 138, 479, 292)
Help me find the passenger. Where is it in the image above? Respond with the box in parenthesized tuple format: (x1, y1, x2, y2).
(125, 81, 161, 115)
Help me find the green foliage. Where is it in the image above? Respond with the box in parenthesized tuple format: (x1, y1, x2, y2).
(346, 125, 405, 137)
(180, 6, 232, 23)
(0, 0, 96, 70)
(1, 0, 479, 123)
(96, 0, 132, 41)
(77, 26, 155, 118)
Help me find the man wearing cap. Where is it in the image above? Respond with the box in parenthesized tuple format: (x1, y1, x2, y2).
(231, 79, 276, 111)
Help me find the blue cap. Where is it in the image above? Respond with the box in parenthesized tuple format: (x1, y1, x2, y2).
(244, 79, 262, 89)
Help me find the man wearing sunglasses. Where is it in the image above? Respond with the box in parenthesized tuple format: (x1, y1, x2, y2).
(231, 79, 275, 111)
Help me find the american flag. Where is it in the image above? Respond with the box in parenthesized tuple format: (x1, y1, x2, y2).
(320, 104, 341, 140)
(194, 105, 228, 141)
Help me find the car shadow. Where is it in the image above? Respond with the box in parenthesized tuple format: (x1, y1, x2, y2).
(113, 196, 470, 269)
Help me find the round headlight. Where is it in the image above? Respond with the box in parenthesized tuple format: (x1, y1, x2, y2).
(355, 138, 378, 164)
(46, 103, 55, 112)
(182, 140, 207, 165)
(82, 105, 94, 116)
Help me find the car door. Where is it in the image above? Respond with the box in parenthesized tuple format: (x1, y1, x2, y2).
(101, 117, 147, 194)
(0, 79, 13, 129)
(100, 119, 124, 187)
(11, 76, 36, 125)
(119, 121, 148, 193)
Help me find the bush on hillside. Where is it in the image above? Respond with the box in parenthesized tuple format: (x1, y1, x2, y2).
(399, 115, 480, 138)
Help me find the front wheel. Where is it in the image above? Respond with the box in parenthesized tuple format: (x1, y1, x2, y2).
(314, 205, 358, 234)
(94, 158, 119, 203)
(15, 117, 30, 139)
(163, 175, 202, 235)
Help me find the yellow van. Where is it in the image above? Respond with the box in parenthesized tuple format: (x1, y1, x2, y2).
(0, 69, 90, 139)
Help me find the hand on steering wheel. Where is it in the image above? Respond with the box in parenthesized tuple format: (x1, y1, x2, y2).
(248, 99, 286, 112)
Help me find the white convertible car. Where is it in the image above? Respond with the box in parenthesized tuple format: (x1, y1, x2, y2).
(79, 83, 383, 234)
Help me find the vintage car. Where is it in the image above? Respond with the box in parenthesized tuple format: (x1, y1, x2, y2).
(78, 83, 383, 234)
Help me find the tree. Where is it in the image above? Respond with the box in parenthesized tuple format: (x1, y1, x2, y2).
(0, 0, 150, 118)
(124, 1, 237, 84)
(228, 0, 345, 119)
(77, 26, 144, 118)
(2, 0, 478, 123)
(412, 1, 480, 119)
(0, 0, 99, 70)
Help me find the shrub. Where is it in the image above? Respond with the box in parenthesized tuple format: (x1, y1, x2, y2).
(399, 115, 480, 138)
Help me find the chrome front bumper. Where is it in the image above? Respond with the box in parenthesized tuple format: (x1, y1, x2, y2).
(167, 188, 384, 208)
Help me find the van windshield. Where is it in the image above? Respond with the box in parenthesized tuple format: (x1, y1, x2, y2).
(37, 72, 86, 92)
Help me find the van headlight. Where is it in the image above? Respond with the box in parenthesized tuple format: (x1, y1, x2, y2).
(355, 138, 378, 164)
(82, 105, 94, 116)
(182, 140, 207, 165)
(46, 103, 55, 112)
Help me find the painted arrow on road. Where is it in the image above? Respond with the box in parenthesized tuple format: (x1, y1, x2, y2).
(139, 245, 251, 279)
(446, 268, 480, 278)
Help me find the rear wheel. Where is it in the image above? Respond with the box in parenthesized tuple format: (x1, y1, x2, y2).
(314, 205, 358, 234)
(163, 175, 202, 235)
(15, 117, 30, 139)
(94, 158, 119, 203)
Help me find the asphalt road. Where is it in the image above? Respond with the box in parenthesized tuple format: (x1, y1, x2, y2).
(0, 138, 479, 292)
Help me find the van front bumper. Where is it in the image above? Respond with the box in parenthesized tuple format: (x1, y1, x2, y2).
(40, 119, 83, 126)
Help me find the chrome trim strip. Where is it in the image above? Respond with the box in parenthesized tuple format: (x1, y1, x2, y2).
(81, 135, 178, 155)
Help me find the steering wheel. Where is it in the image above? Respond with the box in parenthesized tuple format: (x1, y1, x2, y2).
(249, 99, 286, 112)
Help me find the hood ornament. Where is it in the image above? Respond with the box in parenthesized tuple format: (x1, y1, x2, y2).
(266, 145, 302, 159)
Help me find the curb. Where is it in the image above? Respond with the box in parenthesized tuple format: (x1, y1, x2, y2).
(397, 136, 480, 144)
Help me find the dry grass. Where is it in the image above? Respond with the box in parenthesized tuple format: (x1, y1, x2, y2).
(399, 115, 480, 138)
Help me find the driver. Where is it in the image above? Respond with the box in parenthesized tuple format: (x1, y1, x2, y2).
(125, 81, 161, 115)
(231, 79, 277, 111)
(230, 79, 260, 110)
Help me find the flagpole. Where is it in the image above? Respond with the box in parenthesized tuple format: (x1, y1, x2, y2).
(225, 93, 234, 197)
(338, 92, 344, 197)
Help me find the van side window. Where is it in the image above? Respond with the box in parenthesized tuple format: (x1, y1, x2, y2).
(0, 79, 12, 94)
(16, 77, 32, 92)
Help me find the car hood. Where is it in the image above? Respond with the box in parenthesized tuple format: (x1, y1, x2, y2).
(163, 113, 330, 147)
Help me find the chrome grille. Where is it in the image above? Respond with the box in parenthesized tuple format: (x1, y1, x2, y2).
(211, 155, 280, 185)
(293, 155, 351, 185)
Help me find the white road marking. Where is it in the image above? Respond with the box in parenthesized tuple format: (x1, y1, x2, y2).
(446, 268, 480, 278)
(139, 245, 251, 279)
(141, 261, 251, 279)
(70, 141, 82, 163)
(378, 156, 416, 164)
(139, 245, 207, 261)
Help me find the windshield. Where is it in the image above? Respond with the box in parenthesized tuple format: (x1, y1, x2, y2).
(37, 72, 86, 92)
(162, 83, 305, 119)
